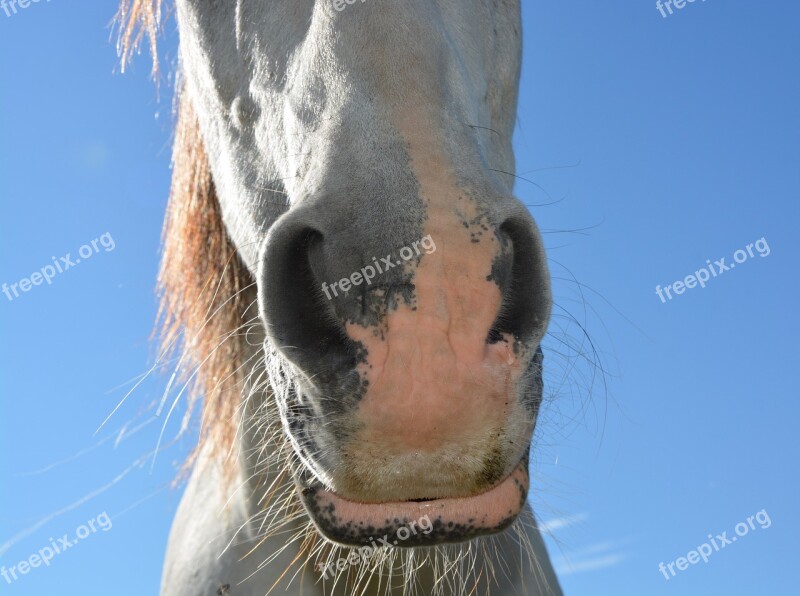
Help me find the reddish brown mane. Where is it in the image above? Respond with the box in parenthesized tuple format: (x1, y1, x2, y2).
(116, 0, 162, 78)
(118, 0, 256, 471)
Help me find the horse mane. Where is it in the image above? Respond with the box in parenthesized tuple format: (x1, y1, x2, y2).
(116, 0, 162, 79)
(117, 0, 256, 473)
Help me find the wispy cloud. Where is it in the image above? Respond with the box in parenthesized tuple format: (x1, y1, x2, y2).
(539, 512, 589, 534)
(551, 539, 632, 577)
(539, 513, 630, 577)
(555, 552, 627, 576)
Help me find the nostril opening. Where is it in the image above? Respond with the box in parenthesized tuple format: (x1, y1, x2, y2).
(262, 228, 358, 382)
(488, 219, 550, 344)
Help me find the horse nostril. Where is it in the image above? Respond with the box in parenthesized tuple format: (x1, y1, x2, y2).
(488, 218, 551, 344)
(260, 223, 358, 382)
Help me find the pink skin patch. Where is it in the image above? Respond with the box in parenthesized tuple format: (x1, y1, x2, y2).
(305, 460, 529, 547)
(330, 109, 533, 502)
(337, 232, 529, 500)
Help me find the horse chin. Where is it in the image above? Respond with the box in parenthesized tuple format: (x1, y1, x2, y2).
(295, 459, 529, 547)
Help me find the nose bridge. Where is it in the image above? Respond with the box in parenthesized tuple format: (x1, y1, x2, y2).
(325, 1, 450, 97)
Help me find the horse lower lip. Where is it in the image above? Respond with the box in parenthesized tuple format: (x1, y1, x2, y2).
(299, 461, 529, 547)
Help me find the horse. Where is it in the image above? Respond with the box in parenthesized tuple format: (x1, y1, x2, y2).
(118, 1, 563, 594)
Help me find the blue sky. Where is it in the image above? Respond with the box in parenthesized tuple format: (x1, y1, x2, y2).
(1, 1, 798, 595)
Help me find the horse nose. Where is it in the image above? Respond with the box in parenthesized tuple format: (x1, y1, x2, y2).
(259, 206, 549, 388)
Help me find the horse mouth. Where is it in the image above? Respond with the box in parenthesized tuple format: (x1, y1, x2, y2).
(297, 460, 529, 547)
